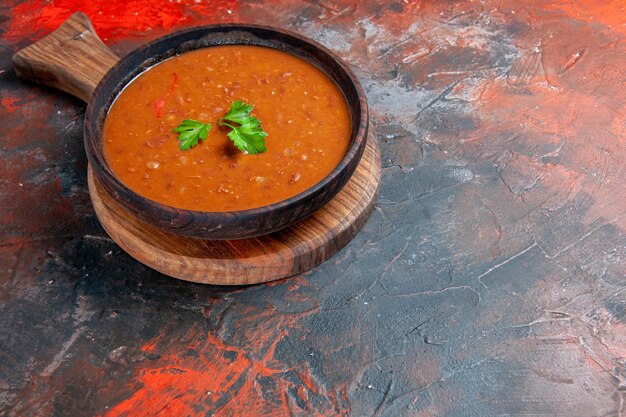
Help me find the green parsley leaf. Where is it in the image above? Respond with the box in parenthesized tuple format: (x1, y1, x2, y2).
(219, 100, 268, 154)
(173, 119, 212, 151)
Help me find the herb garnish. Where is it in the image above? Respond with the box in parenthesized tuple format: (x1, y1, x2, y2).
(219, 101, 268, 154)
(173, 101, 268, 153)
(173, 119, 212, 151)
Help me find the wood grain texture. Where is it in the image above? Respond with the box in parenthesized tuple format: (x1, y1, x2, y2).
(12, 12, 119, 102)
(88, 129, 380, 285)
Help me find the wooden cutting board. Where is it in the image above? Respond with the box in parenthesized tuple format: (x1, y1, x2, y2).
(88, 129, 380, 285)
(12, 12, 381, 285)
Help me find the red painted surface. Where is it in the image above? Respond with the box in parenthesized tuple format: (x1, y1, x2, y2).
(102, 313, 340, 417)
(3, 0, 239, 42)
(543, 0, 626, 34)
(1, 95, 19, 112)
(1, 0, 625, 416)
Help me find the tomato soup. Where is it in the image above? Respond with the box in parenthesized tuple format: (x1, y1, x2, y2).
(103, 45, 351, 212)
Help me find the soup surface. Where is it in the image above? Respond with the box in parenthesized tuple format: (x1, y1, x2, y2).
(103, 45, 351, 212)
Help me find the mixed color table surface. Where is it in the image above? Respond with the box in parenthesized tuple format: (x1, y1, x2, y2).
(1, 1, 625, 416)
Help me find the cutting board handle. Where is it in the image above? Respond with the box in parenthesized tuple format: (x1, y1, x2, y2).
(12, 12, 119, 103)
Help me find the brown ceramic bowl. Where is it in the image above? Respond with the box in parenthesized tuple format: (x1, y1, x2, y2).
(83, 25, 368, 240)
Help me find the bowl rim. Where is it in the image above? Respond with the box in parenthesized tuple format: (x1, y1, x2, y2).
(84, 23, 369, 238)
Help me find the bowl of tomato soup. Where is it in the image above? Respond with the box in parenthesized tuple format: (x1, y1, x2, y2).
(85, 25, 368, 239)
